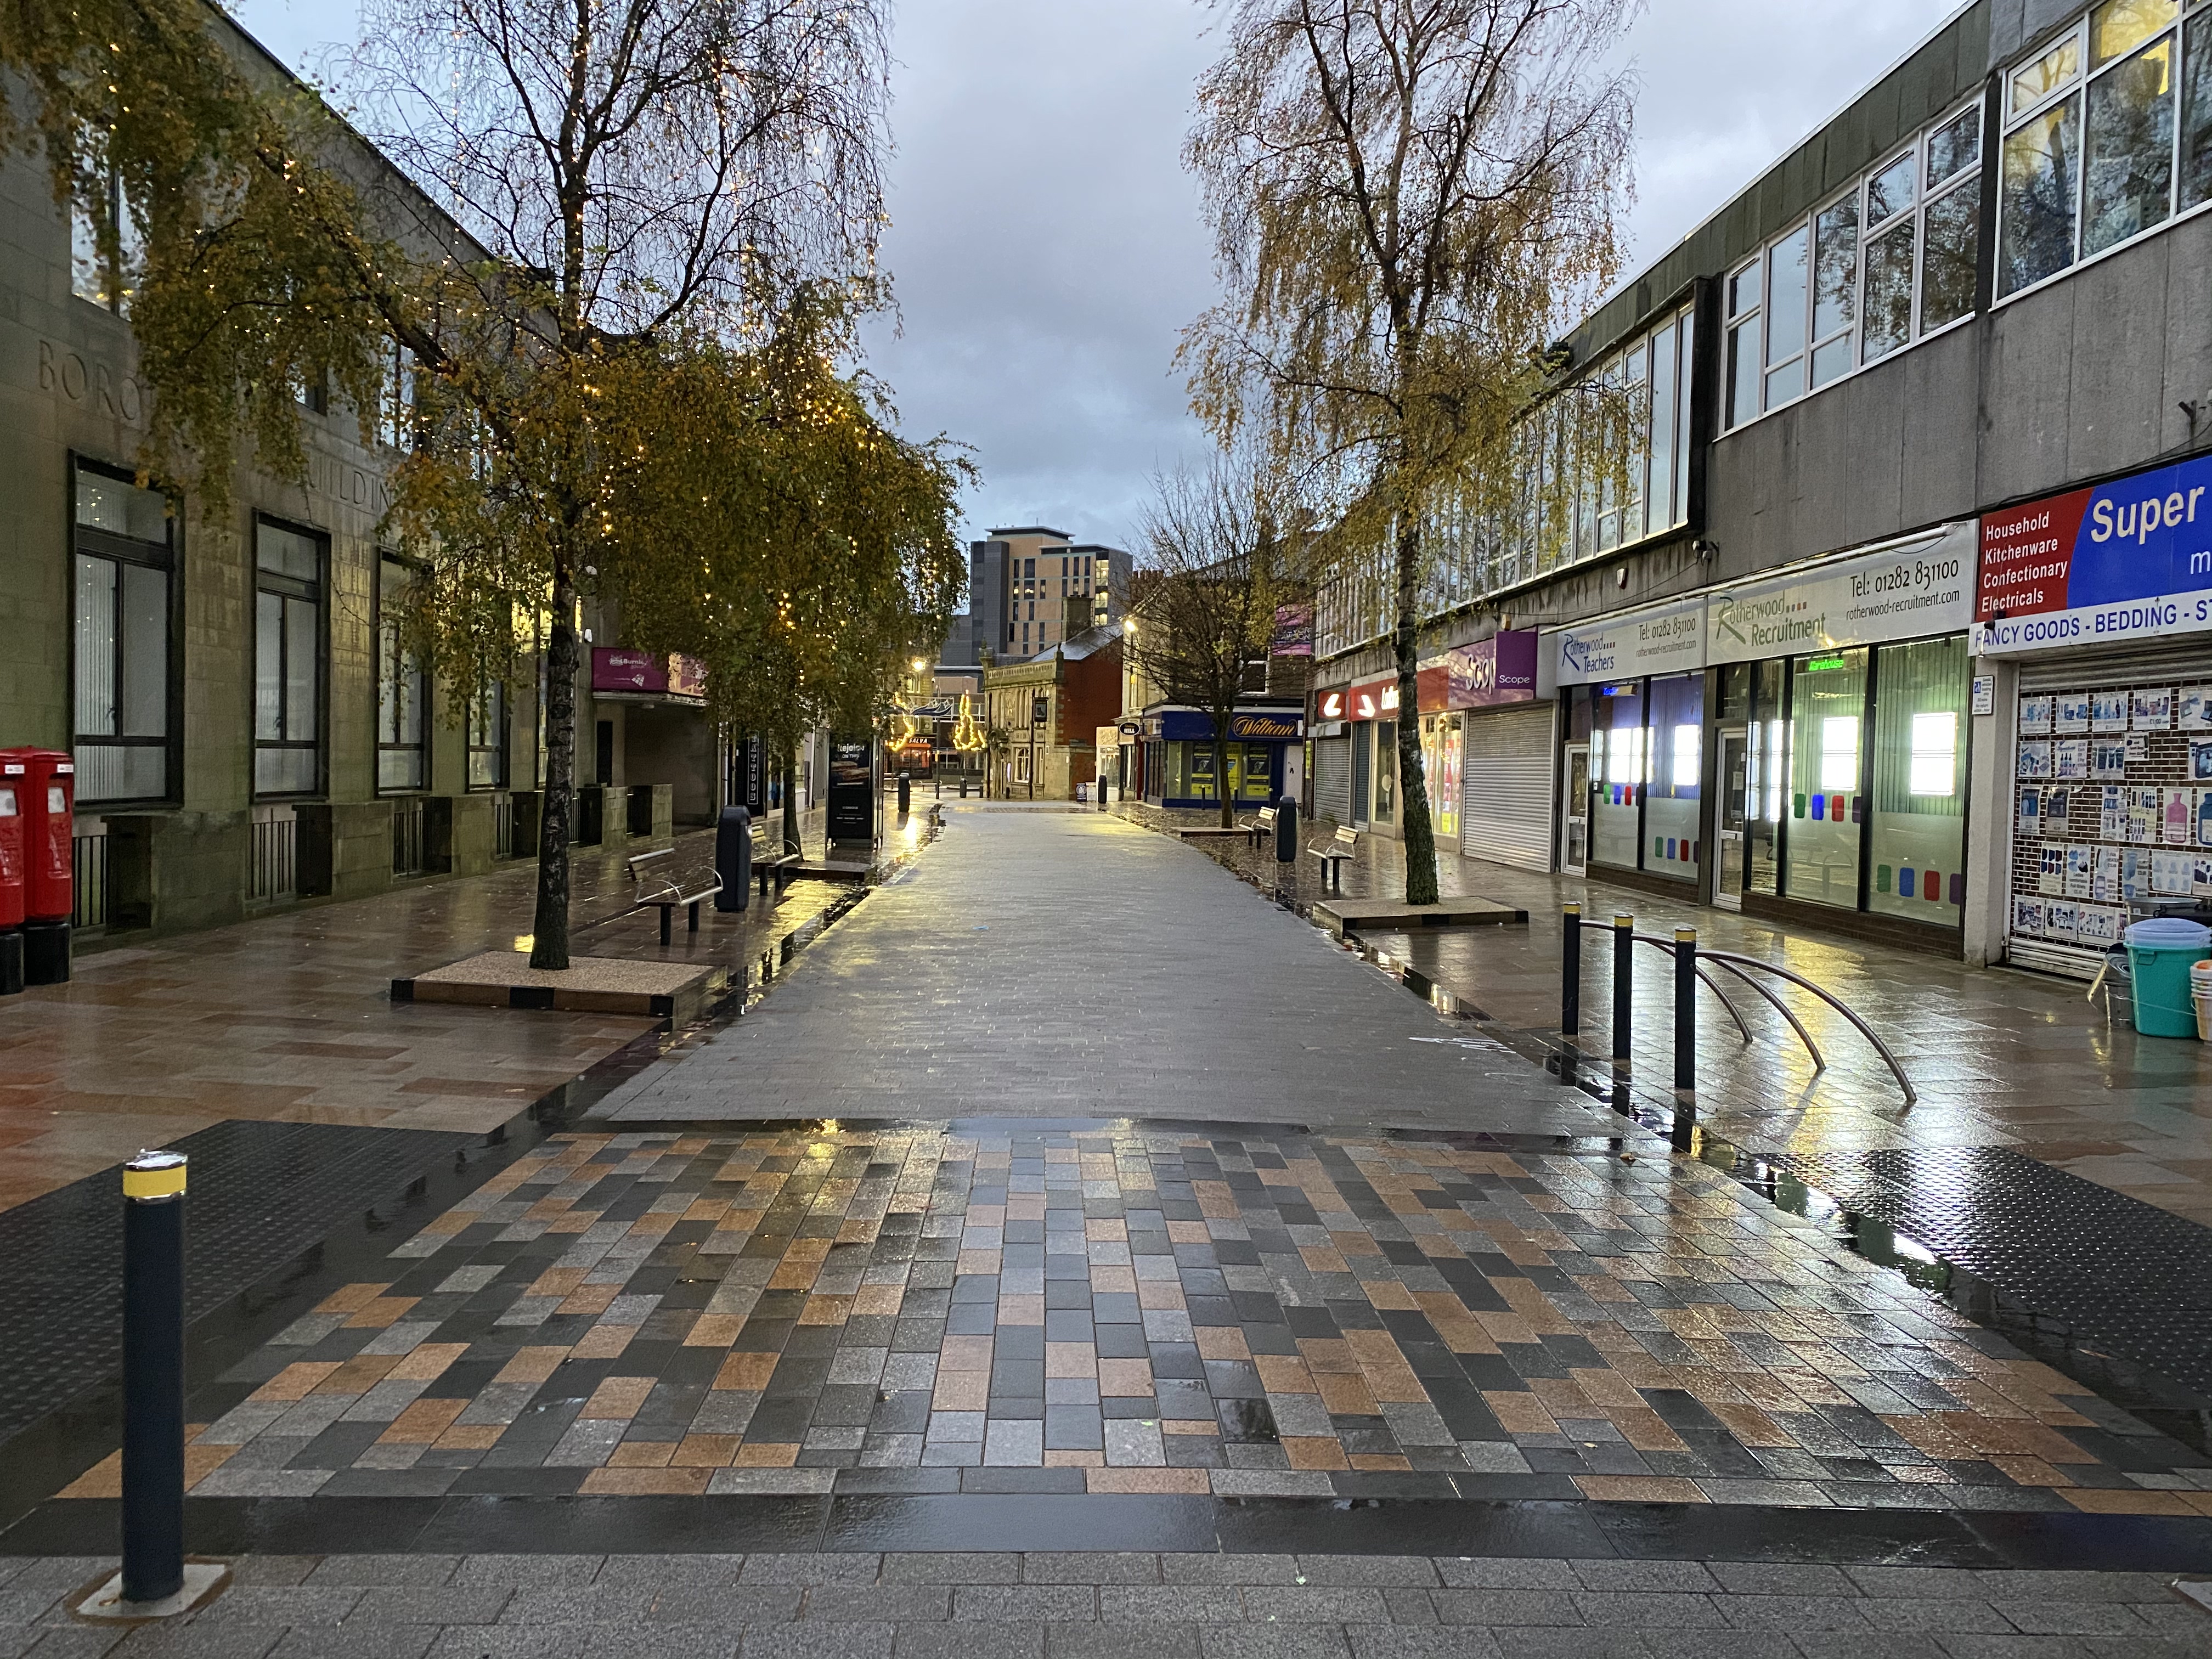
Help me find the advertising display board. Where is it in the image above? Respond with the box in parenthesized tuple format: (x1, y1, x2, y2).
(1706, 523, 1975, 664)
(826, 736, 874, 843)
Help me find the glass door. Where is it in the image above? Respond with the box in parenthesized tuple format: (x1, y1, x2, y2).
(1560, 743, 1589, 876)
(1716, 727, 1748, 910)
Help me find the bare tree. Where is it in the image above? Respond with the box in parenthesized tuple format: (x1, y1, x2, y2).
(1182, 0, 1635, 901)
(1127, 456, 1305, 828)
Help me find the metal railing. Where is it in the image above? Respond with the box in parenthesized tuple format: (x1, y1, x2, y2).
(1557, 904, 1916, 1107)
(72, 828, 110, 929)
(391, 799, 428, 877)
(249, 813, 297, 904)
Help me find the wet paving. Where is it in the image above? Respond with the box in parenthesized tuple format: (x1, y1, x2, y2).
(42, 1120, 2211, 1517)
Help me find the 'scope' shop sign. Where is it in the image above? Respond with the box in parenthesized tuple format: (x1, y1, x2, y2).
(1974, 451, 2212, 654)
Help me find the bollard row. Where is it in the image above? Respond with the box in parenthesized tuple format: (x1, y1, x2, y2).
(1559, 905, 1698, 1103)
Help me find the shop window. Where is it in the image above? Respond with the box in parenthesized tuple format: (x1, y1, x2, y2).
(1372, 720, 1397, 823)
(1868, 636, 1969, 924)
(1350, 720, 1373, 822)
(1645, 673, 1703, 879)
(72, 462, 176, 804)
(254, 519, 326, 797)
(377, 555, 427, 792)
(2001, 0, 2210, 296)
(1420, 714, 1462, 840)
(1590, 684, 1644, 870)
(467, 680, 507, 789)
(1746, 660, 1787, 896)
(1783, 648, 1867, 907)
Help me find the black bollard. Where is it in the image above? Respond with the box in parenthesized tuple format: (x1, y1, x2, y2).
(897, 772, 911, 818)
(714, 806, 752, 912)
(0, 929, 22, 997)
(1275, 797, 1298, 864)
(1674, 927, 1697, 1096)
(1561, 904, 1581, 1040)
(121, 1150, 187, 1606)
(1612, 913, 1634, 1065)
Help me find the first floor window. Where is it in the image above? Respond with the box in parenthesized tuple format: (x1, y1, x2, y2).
(255, 519, 325, 796)
(73, 463, 176, 803)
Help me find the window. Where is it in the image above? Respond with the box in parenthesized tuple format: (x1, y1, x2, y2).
(1725, 102, 1984, 429)
(72, 463, 176, 803)
(377, 556, 426, 792)
(378, 346, 419, 452)
(467, 681, 507, 789)
(1590, 685, 1645, 871)
(70, 168, 139, 315)
(2000, 0, 2208, 297)
(1784, 647, 1867, 908)
(255, 520, 325, 797)
(1644, 674, 1703, 879)
(1869, 635, 1970, 923)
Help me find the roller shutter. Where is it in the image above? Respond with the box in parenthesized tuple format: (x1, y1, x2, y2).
(1459, 702, 1558, 873)
(1313, 736, 1351, 826)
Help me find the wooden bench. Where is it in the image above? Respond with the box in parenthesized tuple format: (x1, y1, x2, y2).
(1248, 806, 1278, 848)
(625, 847, 723, 945)
(1310, 825, 1357, 891)
(749, 822, 804, 895)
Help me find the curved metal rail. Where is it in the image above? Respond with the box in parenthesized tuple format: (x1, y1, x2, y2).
(1625, 933, 1754, 1047)
(1695, 947, 1916, 1107)
(1701, 955, 1826, 1074)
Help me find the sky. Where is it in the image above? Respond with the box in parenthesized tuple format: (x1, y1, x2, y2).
(228, 0, 1962, 565)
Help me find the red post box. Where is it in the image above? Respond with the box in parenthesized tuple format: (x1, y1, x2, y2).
(0, 753, 25, 932)
(13, 750, 75, 923)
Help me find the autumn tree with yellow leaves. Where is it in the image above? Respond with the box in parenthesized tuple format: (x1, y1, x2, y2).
(1181, 0, 1635, 904)
(0, 0, 963, 966)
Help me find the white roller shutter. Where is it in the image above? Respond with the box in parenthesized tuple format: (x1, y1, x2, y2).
(1313, 736, 1351, 826)
(1460, 702, 1558, 873)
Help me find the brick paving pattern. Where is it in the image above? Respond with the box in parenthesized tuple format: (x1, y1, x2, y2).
(5, 1551, 2211, 1658)
(57, 1121, 2209, 1512)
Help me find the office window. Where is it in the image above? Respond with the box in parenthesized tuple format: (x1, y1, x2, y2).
(377, 555, 426, 791)
(72, 463, 176, 803)
(255, 520, 325, 797)
(379, 346, 418, 452)
(70, 167, 139, 314)
(1783, 647, 1867, 908)
(1725, 102, 1984, 428)
(1869, 635, 1970, 924)
(2001, 0, 2207, 296)
(467, 681, 507, 789)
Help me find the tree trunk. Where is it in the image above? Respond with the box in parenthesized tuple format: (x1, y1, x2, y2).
(781, 747, 800, 856)
(1213, 719, 1233, 828)
(529, 562, 579, 969)
(1393, 517, 1438, 905)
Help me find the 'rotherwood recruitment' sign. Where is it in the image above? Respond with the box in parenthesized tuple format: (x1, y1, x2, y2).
(1972, 450, 2212, 654)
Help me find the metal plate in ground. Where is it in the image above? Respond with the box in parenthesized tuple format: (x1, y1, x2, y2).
(1774, 1146, 2212, 1394)
(0, 1120, 469, 1443)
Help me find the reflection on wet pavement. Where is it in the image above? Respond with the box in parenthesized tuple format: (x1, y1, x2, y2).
(52, 1120, 2211, 1516)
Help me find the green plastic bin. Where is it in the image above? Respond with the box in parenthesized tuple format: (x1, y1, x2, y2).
(2125, 918, 2212, 1039)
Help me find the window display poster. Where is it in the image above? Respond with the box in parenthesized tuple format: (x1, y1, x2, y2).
(2124, 847, 2151, 900)
(2102, 786, 2126, 839)
(2046, 900, 2078, 941)
(2135, 687, 2174, 730)
(2154, 850, 2193, 894)
(2198, 853, 2212, 895)
(2019, 693, 2055, 732)
(2039, 843, 2066, 895)
(2128, 733, 2149, 762)
(2056, 738, 2090, 780)
(2020, 788, 2042, 836)
(2092, 691, 2129, 732)
(2045, 787, 2071, 838)
(2057, 691, 2092, 732)
(2182, 686, 2211, 731)
(2018, 740, 2053, 779)
(2166, 787, 2194, 845)
(2192, 737, 2212, 782)
(2131, 788, 2160, 843)
(2076, 905, 2124, 949)
(2094, 844, 2122, 902)
(2064, 844, 2094, 898)
(2016, 896, 2045, 936)
(2199, 788, 2212, 848)
(2092, 739, 2128, 780)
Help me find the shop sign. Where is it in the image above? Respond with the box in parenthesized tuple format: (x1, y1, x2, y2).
(1706, 522, 1974, 665)
(1228, 712, 1304, 740)
(1550, 600, 1704, 686)
(1429, 630, 1539, 710)
(1152, 709, 1304, 742)
(1316, 689, 1347, 720)
(1345, 676, 1401, 720)
(591, 647, 708, 702)
(1973, 452, 2212, 654)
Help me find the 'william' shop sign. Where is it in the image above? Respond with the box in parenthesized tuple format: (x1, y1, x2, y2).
(1973, 450, 2212, 654)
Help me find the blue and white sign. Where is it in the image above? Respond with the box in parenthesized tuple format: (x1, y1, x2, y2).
(1548, 599, 1705, 687)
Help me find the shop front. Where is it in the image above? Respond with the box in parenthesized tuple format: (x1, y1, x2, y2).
(1141, 706, 1305, 809)
(1547, 522, 1979, 944)
(1332, 673, 1401, 833)
(1972, 451, 2212, 978)
(1426, 631, 1554, 874)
